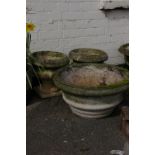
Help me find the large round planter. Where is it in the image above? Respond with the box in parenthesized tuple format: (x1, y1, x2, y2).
(53, 64, 129, 118)
(119, 44, 129, 66)
(69, 48, 108, 63)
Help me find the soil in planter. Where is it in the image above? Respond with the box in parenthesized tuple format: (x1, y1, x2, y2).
(63, 65, 128, 88)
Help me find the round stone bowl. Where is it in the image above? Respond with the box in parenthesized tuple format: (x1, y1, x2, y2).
(31, 51, 69, 68)
(119, 44, 129, 65)
(69, 48, 108, 63)
(53, 64, 129, 118)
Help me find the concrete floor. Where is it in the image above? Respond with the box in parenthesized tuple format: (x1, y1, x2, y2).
(27, 95, 126, 155)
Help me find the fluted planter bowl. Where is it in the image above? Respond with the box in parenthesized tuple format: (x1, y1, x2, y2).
(32, 51, 69, 68)
(53, 64, 129, 118)
(69, 48, 108, 63)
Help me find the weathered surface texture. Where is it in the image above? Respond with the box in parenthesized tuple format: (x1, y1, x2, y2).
(26, 0, 129, 64)
(27, 96, 125, 155)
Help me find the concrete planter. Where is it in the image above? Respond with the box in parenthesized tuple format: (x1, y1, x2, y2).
(119, 44, 129, 65)
(31, 51, 69, 98)
(32, 51, 69, 68)
(34, 69, 61, 98)
(69, 48, 108, 63)
(34, 82, 61, 98)
(63, 92, 123, 118)
(53, 64, 129, 118)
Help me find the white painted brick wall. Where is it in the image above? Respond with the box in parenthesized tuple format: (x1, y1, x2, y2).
(26, 0, 129, 64)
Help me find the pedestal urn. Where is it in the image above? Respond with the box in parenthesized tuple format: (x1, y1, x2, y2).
(31, 51, 69, 98)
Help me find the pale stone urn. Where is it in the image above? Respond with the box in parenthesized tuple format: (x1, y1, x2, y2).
(53, 63, 129, 118)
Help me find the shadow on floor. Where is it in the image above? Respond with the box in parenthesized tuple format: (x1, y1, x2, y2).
(27, 95, 127, 155)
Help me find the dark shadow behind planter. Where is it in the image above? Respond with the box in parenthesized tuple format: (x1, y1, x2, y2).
(26, 64, 41, 104)
(26, 67, 33, 104)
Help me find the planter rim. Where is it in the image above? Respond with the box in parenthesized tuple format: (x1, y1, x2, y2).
(53, 63, 129, 96)
(69, 48, 108, 63)
(119, 43, 129, 56)
(31, 51, 69, 68)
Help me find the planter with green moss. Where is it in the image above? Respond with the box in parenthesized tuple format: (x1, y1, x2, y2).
(31, 51, 69, 98)
(32, 51, 69, 68)
(69, 48, 108, 63)
(36, 69, 57, 82)
(34, 81, 61, 98)
(119, 44, 129, 65)
(53, 64, 129, 118)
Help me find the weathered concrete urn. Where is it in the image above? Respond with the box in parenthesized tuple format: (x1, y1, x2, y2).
(32, 51, 69, 68)
(119, 44, 129, 65)
(53, 64, 129, 118)
(32, 51, 69, 98)
(69, 48, 108, 63)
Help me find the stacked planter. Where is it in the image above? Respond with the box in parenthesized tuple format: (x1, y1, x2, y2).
(119, 43, 129, 66)
(32, 51, 69, 98)
(69, 48, 108, 64)
(119, 44, 129, 105)
(53, 63, 129, 119)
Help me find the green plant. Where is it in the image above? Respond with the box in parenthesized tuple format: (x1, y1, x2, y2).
(26, 23, 40, 89)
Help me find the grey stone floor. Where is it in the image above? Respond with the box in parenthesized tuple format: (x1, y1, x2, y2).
(27, 96, 125, 155)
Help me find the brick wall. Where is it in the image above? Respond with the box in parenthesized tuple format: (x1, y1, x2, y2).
(26, 0, 129, 64)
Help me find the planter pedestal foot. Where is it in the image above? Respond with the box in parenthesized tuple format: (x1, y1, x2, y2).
(63, 93, 123, 119)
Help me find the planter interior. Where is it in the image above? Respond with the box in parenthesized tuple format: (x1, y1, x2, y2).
(69, 48, 108, 63)
(54, 64, 129, 96)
